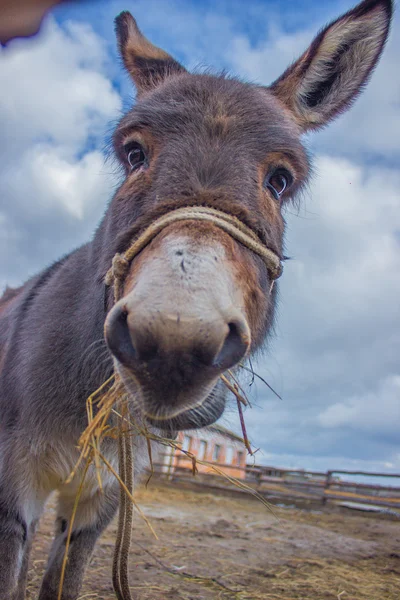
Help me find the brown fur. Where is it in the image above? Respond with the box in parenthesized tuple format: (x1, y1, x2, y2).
(115, 12, 186, 96)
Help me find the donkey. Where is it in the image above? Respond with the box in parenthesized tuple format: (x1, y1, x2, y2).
(0, 0, 392, 598)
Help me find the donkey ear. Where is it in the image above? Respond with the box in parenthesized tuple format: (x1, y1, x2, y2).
(115, 12, 186, 96)
(270, 0, 392, 131)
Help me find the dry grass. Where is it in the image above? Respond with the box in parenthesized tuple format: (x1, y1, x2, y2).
(67, 371, 269, 511)
(58, 370, 273, 599)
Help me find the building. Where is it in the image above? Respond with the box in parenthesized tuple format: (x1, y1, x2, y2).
(162, 424, 248, 480)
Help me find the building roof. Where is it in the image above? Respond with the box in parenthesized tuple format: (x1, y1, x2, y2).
(208, 423, 245, 443)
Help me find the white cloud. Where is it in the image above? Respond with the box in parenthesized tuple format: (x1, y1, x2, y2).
(285, 155, 400, 327)
(226, 28, 312, 85)
(2, 146, 110, 220)
(0, 19, 120, 152)
(318, 375, 400, 434)
(0, 17, 122, 289)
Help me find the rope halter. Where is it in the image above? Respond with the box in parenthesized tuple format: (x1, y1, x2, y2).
(104, 206, 283, 600)
(105, 206, 283, 302)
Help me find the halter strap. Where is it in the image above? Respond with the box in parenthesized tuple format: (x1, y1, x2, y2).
(105, 206, 283, 302)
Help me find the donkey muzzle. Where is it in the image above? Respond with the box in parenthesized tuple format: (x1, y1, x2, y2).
(104, 226, 252, 420)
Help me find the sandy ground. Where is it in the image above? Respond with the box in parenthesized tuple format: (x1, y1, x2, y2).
(27, 481, 400, 600)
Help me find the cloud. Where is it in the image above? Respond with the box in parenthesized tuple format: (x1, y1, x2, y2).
(318, 376, 400, 435)
(0, 19, 120, 152)
(2, 146, 107, 219)
(0, 17, 122, 287)
(226, 27, 311, 85)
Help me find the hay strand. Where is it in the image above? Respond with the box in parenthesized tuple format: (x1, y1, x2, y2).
(58, 454, 92, 600)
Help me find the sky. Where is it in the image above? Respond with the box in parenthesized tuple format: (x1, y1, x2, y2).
(0, 0, 399, 478)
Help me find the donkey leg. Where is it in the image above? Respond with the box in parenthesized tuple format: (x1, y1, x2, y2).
(0, 502, 27, 598)
(0, 487, 41, 600)
(12, 519, 39, 600)
(38, 484, 119, 600)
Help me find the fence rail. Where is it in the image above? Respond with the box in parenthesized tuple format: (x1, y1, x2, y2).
(151, 455, 400, 510)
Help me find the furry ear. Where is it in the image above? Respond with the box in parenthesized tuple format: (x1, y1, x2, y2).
(270, 0, 392, 131)
(115, 12, 186, 96)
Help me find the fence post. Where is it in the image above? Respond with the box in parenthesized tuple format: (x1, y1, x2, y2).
(323, 470, 332, 505)
(166, 445, 176, 482)
(256, 468, 263, 490)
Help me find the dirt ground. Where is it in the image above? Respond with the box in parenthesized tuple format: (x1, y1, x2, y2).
(27, 481, 400, 600)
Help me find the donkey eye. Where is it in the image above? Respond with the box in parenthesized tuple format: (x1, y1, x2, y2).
(125, 143, 146, 171)
(264, 169, 292, 200)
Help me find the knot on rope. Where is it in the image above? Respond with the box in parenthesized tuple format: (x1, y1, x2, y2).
(105, 254, 130, 287)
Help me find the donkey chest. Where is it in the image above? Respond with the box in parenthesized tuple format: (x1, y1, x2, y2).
(34, 438, 120, 496)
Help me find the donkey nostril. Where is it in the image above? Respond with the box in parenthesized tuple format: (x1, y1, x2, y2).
(105, 306, 137, 366)
(131, 329, 158, 362)
(212, 320, 250, 371)
(106, 306, 160, 365)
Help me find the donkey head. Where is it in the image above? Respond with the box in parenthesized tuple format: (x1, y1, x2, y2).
(104, 0, 392, 431)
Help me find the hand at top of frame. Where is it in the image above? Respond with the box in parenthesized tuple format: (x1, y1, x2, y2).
(0, 0, 70, 45)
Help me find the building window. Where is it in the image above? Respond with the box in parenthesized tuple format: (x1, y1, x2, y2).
(237, 451, 244, 466)
(198, 440, 207, 460)
(212, 444, 221, 462)
(225, 446, 234, 464)
(182, 435, 192, 452)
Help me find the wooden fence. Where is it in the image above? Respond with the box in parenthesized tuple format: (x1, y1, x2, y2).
(246, 466, 400, 509)
(151, 455, 400, 510)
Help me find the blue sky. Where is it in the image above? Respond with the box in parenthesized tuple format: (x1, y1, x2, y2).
(0, 0, 399, 475)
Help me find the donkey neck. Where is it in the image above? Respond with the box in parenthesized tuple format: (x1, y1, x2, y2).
(0, 241, 114, 437)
